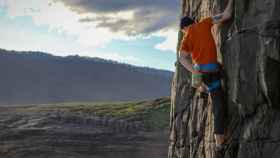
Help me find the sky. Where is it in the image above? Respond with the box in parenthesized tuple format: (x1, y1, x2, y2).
(0, 0, 180, 71)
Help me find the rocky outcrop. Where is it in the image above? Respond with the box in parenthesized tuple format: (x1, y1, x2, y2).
(169, 0, 280, 158)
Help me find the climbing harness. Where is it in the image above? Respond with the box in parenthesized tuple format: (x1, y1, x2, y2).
(192, 63, 222, 92)
(194, 63, 219, 72)
(207, 80, 222, 92)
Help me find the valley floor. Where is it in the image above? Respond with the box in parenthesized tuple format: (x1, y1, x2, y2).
(0, 98, 170, 158)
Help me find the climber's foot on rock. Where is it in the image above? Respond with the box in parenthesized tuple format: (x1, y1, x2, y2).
(214, 143, 225, 158)
(214, 134, 226, 158)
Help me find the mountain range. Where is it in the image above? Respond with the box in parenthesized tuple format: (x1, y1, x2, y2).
(0, 49, 173, 105)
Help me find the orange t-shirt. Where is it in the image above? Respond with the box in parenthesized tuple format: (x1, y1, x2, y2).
(180, 17, 217, 64)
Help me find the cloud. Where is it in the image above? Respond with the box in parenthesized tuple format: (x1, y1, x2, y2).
(92, 52, 141, 64)
(1, 0, 118, 47)
(154, 30, 178, 52)
(56, 0, 180, 35)
(1, 0, 179, 53)
(0, 20, 141, 65)
(0, 21, 79, 55)
(56, 0, 180, 51)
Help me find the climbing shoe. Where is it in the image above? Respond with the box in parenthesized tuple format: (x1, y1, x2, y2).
(214, 143, 225, 158)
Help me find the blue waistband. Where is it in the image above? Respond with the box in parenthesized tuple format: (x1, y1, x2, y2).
(207, 80, 221, 92)
(194, 63, 219, 72)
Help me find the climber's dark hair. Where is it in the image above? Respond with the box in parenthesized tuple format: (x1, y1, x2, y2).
(180, 16, 195, 29)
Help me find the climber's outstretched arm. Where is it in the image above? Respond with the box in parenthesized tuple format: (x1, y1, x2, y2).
(212, 0, 234, 24)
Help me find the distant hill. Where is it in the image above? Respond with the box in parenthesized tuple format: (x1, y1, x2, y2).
(0, 49, 173, 104)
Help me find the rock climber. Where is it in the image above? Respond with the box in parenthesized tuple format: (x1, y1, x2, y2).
(178, 0, 234, 157)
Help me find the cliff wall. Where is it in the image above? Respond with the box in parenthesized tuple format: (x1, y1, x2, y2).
(169, 0, 280, 158)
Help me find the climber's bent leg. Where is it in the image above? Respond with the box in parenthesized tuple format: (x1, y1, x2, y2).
(201, 70, 226, 145)
(210, 87, 225, 135)
(202, 70, 225, 135)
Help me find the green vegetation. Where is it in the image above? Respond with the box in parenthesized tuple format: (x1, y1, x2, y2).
(17, 97, 171, 130)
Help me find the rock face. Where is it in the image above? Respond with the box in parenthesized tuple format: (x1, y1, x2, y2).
(168, 0, 280, 158)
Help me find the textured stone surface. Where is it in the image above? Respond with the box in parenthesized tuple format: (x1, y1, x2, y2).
(168, 0, 280, 158)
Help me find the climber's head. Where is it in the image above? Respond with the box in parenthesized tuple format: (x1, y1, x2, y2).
(180, 16, 194, 30)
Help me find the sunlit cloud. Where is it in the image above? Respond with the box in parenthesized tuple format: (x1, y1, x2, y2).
(57, 0, 179, 35)
(1, 0, 179, 52)
(0, 0, 178, 71)
(154, 30, 178, 52)
(0, 22, 79, 55)
(56, 0, 180, 51)
(1, 0, 112, 48)
(91, 52, 141, 64)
